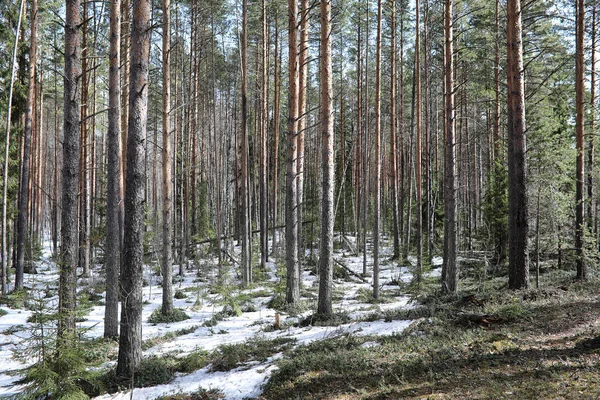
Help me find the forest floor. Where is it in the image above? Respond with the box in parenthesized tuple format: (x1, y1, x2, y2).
(0, 237, 599, 399)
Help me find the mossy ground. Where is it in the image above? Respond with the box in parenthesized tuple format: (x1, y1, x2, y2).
(260, 271, 600, 399)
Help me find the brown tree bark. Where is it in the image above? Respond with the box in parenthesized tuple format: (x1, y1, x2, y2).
(104, 0, 123, 338)
(241, 0, 251, 286)
(58, 0, 81, 338)
(415, 0, 423, 281)
(260, 0, 268, 270)
(389, 0, 400, 261)
(286, 0, 300, 304)
(589, 4, 597, 233)
(506, 0, 529, 289)
(161, 0, 174, 314)
(372, 0, 382, 299)
(272, 14, 281, 250)
(79, 0, 90, 277)
(297, 0, 309, 261)
(442, 0, 457, 293)
(317, 0, 334, 317)
(16, 0, 37, 291)
(575, 0, 586, 280)
(104, 0, 121, 339)
(117, 0, 151, 379)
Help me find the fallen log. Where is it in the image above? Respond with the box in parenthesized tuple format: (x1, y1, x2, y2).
(333, 258, 369, 284)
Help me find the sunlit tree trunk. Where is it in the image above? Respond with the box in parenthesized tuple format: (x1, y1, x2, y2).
(117, 0, 151, 379)
(58, 0, 81, 338)
(506, 0, 529, 289)
(575, 0, 586, 280)
(372, 0, 382, 299)
(241, 0, 251, 286)
(16, 0, 37, 291)
(286, 0, 300, 304)
(105, 0, 121, 339)
(442, 0, 457, 293)
(317, 0, 334, 316)
(161, 0, 174, 314)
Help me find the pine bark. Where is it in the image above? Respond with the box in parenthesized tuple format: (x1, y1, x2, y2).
(241, 0, 251, 286)
(297, 0, 309, 262)
(372, 0, 382, 299)
(415, 0, 423, 281)
(260, 0, 268, 269)
(317, 0, 334, 317)
(286, 0, 300, 304)
(506, 0, 529, 289)
(59, 0, 81, 338)
(16, 0, 37, 290)
(442, 0, 457, 293)
(589, 5, 597, 233)
(117, 0, 151, 379)
(162, 0, 174, 313)
(575, 0, 586, 280)
(389, 0, 400, 261)
(105, 0, 121, 339)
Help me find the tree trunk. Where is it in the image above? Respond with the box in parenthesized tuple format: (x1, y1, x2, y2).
(575, 0, 586, 280)
(442, 0, 457, 293)
(161, 0, 174, 314)
(240, 0, 251, 286)
(272, 15, 281, 250)
(58, 0, 81, 338)
(117, 0, 151, 379)
(506, 0, 529, 289)
(317, 0, 334, 317)
(105, 0, 121, 339)
(415, 0, 423, 282)
(16, 0, 37, 291)
(286, 0, 300, 304)
(260, 0, 268, 270)
(297, 0, 309, 262)
(79, 0, 90, 278)
(389, 0, 400, 261)
(589, 4, 597, 234)
(372, 0, 382, 299)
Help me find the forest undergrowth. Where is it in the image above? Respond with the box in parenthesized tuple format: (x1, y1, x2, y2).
(260, 266, 600, 400)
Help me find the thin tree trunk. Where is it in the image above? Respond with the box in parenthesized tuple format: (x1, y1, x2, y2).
(16, 0, 37, 291)
(589, 4, 596, 233)
(240, 0, 251, 286)
(286, 0, 300, 304)
(372, 0, 382, 299)
(317, 0, 334, 316)
(442, 0, 457, 293)
(79, 0, 90, 277)
(272, 15, 281, 250)
(575, 0, 586, 280)
(389, 0, 400, 261)
(260, 0, 268, 270)
(297, 0, 309, 262)
(161, 0, 174, 314)
(507, 0, 529, 289)
(415, 0, 423, 282)
(117, 0, 151, 379)
(105, 0, 121, 339)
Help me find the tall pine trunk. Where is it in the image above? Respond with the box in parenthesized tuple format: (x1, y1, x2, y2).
(58, 0, 81, 338)
(442, 0, 457, 293)
(16, 0, 37, 290)
(372, 0, 382, 299)
(317, 0, 334, 317)
(105, 0, 121, 339)
(161, 0, 174, 313)
(575, 0, 586, 280)
(117, 0, 151, 379)
(506, 0, 529, 289)
(286, 0, 300, 304)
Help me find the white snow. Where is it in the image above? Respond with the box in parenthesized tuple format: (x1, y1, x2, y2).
(0, 236, 442, 399)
